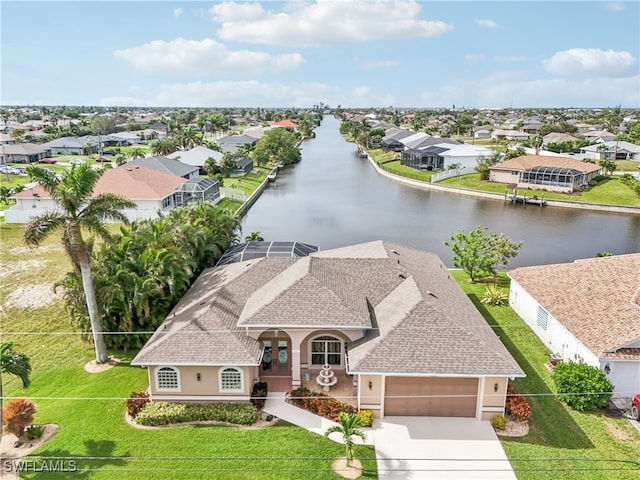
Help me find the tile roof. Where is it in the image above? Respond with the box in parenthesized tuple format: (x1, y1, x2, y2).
(509, 254, 640, 358)
(490, 155, 601, 174)
(133, 241, 524, 376)
(14, 164, 186, 200)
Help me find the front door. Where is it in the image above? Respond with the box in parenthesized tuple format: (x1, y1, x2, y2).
(261, 338, 290, 376)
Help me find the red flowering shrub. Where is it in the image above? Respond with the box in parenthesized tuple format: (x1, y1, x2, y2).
(507, 394, 532, 422)
(127, 391, 150, 417)
(288, 387, 357, 421)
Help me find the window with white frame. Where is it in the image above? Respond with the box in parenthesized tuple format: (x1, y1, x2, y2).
(155, 366, 180, 390)
(311, 336, 342, 366)
(219, 367, 243, 392)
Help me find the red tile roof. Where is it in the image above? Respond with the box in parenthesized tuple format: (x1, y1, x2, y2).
(270, 120, 298, 128)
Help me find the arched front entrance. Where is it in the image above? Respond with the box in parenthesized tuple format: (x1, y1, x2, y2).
(258, 330, 292, 392)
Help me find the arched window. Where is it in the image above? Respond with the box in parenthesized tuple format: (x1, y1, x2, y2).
(155, 366, 180, 391)
(219, 367, 243, 392)
(310, 336, 342, 366)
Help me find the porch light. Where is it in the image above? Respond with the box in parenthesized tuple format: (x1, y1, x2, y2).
(494, 383, 499, 393)
(196, 373, 201, 381)
(368, 381, 373, 390)
(604, 364, 611, 375)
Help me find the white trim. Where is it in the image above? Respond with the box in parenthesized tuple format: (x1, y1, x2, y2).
(309, 334, 344, 367)
(134, 361, 260, 367)
(349, 371, 524, 378)
(151, 394, 249, 401)
(154, 366, 181, 392)
(218, 366, 244, 393)
(475, 377, 484, 420)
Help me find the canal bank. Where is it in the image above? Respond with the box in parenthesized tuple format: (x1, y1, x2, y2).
(366, 154, 640, 216)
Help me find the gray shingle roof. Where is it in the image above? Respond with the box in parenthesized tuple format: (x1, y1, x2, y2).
(133, 240, 524, 376)
(131, 156, 198, 177)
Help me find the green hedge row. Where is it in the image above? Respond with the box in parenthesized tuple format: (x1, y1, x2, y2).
(136, 402, 257, 426)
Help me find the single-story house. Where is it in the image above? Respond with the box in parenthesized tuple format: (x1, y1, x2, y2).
(580, 141, 640, 161)
(270, 120, 298, 129)
(42, 136, 95, 155)
(582, 130, 615, 143)
(401, 142, 492, 171)
(491, 129, 530, 141)
(5, 164, 187, 224)
(0, 133, 16, 145)
(542, 132, 580, 146)
(232, 157, 253, 176)
(473, 126, 493, 139)
(167, 146, 223, 171)
(508, 254, 640, 398)
(217, 134, 259, 154)
(131, 241, 524, 419)
(131, 156, 199, 180)
(0, 143, 52, 163)
(489, 155, 601, 193)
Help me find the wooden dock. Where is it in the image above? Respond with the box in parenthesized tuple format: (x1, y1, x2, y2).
(505, 188, 547, 207)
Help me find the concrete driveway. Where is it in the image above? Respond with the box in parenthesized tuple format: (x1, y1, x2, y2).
(371, 417, 517, 479)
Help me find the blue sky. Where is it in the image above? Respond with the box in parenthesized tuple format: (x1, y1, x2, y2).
(2, 1, 638, 108)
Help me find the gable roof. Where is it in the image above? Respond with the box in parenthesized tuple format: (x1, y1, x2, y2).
(490, 155, 601, 174)
(42, 136, 93, 148)
(133, 241, 524, 377)
(270, 120, 298, 128)
(131, 156, 198, 177)
(509, 254, 640, 358)
(542, 132, 579, 144)
(15, 164, 186, 200)
(1, 143, 51, 155)
(167, 146, 223, 167)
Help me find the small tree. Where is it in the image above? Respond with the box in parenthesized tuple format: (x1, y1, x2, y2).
(0, 342, 31, 443)
(245, 231, 264, 242)
(2, 399, 37, 438)
(324, 412, 367, 466)
(445, 226, 523, 282)
(552, 361, 613, 411)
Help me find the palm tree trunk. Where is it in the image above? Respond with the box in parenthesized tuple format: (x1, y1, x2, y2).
(79, 256, 108, 364)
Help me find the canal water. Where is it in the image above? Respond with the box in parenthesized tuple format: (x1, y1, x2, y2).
(242, 116, 640, 268)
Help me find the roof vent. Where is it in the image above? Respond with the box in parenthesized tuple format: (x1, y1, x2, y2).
(427, 291, 438, 298)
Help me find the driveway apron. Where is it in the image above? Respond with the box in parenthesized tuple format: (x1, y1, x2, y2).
(372, 417, 517, 479)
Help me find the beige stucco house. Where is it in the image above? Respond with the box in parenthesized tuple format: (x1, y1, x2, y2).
(132, 241, 524, 419)
(489, 155, 601, 193)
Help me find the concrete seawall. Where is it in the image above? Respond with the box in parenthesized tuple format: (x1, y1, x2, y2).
(368, 156, 640, 216)
(235, 167, 277, 219)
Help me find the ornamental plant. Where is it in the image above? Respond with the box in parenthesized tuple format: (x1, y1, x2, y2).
(2, 398, 37, 437)
(552, 361, 613, 411)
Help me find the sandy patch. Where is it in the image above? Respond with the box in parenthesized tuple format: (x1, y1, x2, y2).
(332, 457, 363, 479)
(0, 260, 48, 280)
(0, 424, 59, 479)
(84, 356, 120, 373)
(2, 284, 61, 310)
(495, 419, 529, 437)
(6, 245, 60, 256)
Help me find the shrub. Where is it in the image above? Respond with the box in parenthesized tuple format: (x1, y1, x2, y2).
(250, 382, 268, 410)
(491, 415, 507, 430)
(2, 399, 37, 437)
(507, 395, 532, 422)
(552, 361, 613, 411)
(126, 391, 150, 418)
(25, 424, 45, 440)
(480, 284, 509, 306)
(357, 409, 374, 427)
(288, 387, 357, 421)
(135, 402, 257, 427)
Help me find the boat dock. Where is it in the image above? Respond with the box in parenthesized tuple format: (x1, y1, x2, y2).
(505, 188, 547, 207)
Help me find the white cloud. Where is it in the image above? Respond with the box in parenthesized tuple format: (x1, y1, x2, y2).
(113, 38, 305, 74)
(475, 18, 500, 28)
(100, 80, 395, 108)
(209, 0, 453, 47)
(419, 74, 640, 108)
(495, 55, 526, 63)
(542, 48, 636, 76)
(354, 58, 400, 69)
(464, 53, 485, 63)
(607, 2, 625, 11)
(173, 8, 183, 18)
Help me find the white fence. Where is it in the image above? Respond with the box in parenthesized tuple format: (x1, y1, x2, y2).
(431, 167, 476, 183)
(220, 188, 246, 202)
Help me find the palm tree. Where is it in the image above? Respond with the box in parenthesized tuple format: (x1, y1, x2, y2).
(24, 164, 136, 363)
(0, 341, 31, 443)
(324, 412, 367, 466)
(245, 231, 264, 242)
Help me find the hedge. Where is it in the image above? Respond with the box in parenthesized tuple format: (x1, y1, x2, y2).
(135, 402, 257, 426)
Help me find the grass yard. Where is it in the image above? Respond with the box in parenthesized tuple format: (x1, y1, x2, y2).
(1, 224, 376, 479)
(439, 173, 640, 207)
(453, 271, 640, 480)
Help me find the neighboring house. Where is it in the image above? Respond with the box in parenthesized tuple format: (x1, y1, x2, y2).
(489, 155, 601, 193)
(521, 123, 543, 134)
(508, 254, 640, 398)
(174, 178, 221, 207)
(473, 126, 493, 139)
(399, 132, 431, 150)
(580, 141, 640, 161)
(491, 129, 530, 141)
(582, 130, 615, 143)
(217, 134, 259, 154)
(6, 164, 187, 224)
(131, 156, 199, 180)
(131, 241, 524, 419)
(167, 146, 223, 171)
(0, 143, 52, 163)
(42, 136, 93, 155)
(382, 129, 414, 151)
(270, 120, 298, 129)
(542, 132, 579, 146)
(401, 141, 491, 170)
(232, 157, 253, 176)
(0, 133, 16, 145)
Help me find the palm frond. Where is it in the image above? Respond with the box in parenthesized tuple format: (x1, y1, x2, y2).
(23, 212, 66, 247)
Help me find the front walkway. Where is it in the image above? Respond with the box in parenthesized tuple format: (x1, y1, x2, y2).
(263, 395, 516, 479)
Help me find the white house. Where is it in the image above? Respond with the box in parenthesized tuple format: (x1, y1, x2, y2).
(508, 254, 640, 399)
(167, 146, 223, 170)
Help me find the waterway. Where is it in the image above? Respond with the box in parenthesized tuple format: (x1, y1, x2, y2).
(242, 116, 640, 268)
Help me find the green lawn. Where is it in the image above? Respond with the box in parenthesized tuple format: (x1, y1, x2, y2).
(453, 271, 640, 480)
(1, 224, 376, 480)
(439, 173, 640, 207)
